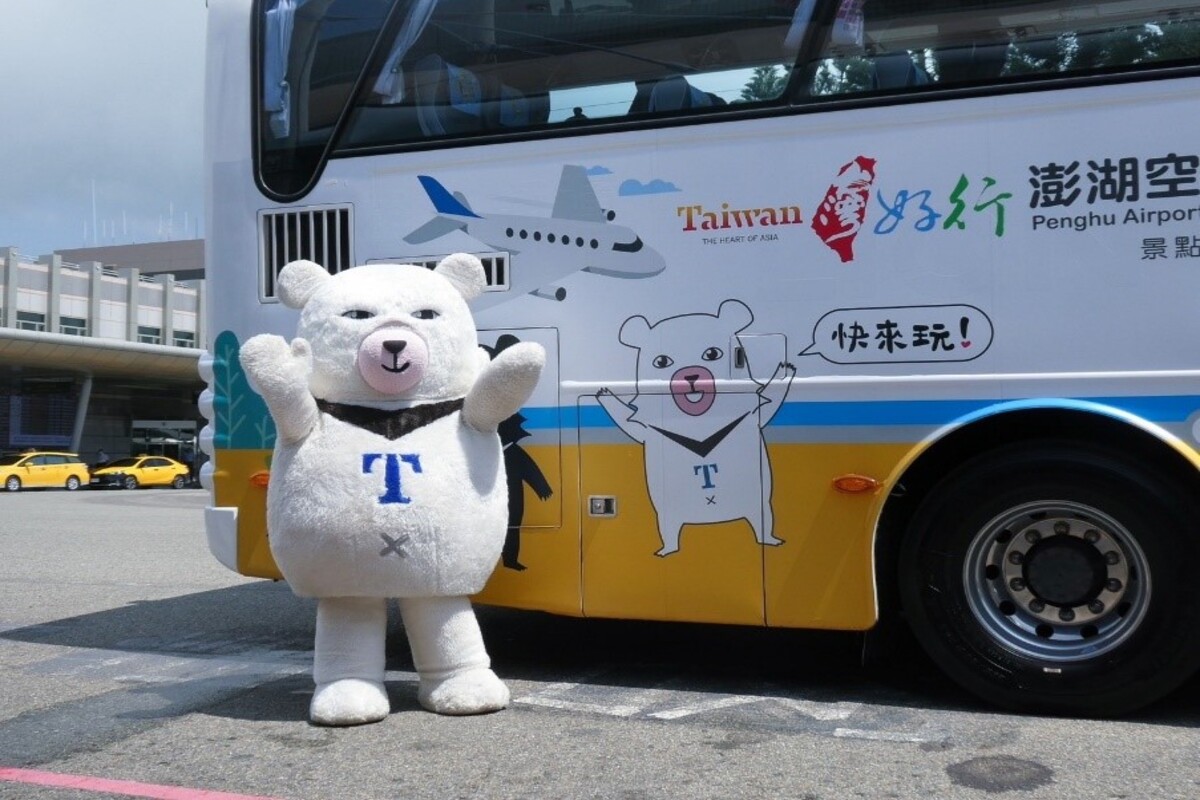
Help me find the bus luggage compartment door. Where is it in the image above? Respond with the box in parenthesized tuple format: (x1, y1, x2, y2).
(474, 328, 579, 614)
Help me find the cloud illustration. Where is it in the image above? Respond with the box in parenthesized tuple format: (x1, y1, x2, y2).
(618, 178, 681, 196)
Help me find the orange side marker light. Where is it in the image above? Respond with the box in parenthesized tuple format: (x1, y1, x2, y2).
(832, 474, 881, 494)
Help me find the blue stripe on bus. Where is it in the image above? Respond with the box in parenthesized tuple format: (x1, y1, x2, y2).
(520, 395, 1200, 430)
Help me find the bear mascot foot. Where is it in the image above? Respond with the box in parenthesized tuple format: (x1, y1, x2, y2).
(310, 678, 390, 726)
(418, 667, 511, 716)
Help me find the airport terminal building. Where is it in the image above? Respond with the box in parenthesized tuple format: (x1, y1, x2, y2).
(0, 241, 206, 462)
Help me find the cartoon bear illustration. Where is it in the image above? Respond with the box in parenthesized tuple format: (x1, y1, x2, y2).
(596, 300, 795, 556)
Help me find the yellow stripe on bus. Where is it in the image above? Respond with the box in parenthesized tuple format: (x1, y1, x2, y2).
(211, 441, 914, 630)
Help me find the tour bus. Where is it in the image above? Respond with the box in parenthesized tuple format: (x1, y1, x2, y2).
(201, 0, 1200, 716)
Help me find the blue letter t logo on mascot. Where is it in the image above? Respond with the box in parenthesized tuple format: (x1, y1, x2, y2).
(362, 453, 424, 504)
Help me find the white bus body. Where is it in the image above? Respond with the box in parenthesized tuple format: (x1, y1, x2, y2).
(202, 0, 1200, 714)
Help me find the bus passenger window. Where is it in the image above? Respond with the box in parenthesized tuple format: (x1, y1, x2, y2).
(328, 0, 804, 152)
(803, 0, 1200, 99)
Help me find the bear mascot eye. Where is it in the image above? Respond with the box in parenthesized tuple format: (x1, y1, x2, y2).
(412, 309, 440, 320)
(342, 309, 375, 320)
(652, 355, 674, 369)
(701, 347, 724, 361)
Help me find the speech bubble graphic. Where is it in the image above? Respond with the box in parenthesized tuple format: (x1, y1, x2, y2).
(799, 304, 994, 364)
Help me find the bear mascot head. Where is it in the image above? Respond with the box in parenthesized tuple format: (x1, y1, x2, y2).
(239, 254, 544, 725)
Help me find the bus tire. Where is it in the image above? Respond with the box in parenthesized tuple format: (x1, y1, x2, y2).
(899, 440, 1200, 716)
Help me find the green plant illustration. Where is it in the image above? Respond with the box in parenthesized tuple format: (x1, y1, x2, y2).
(212, 330, 276, 450)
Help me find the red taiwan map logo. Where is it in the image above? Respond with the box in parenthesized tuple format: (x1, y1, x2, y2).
(812, 156, 877, 263)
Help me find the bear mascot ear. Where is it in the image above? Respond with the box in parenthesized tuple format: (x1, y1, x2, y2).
(434, 253, 486, 301)
(277, 259, 331, 309)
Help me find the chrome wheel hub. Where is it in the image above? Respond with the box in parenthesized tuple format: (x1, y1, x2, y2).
(964, 500, 1150, 662)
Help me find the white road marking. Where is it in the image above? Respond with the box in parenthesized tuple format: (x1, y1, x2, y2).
(519, 695, 646, 717)
(18, 644, 943, 747)
(833, 727, 934, 743)
(648, 695, 763, 720)
(514, 679, 649, 717)
(777, 697, 860, 721)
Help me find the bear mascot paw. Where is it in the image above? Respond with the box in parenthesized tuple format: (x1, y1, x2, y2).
(240, 254, 544, 726)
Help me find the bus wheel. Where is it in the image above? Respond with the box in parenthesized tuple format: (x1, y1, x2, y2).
(899, 441, 1200, 716)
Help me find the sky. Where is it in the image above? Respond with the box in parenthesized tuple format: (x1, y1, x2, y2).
(0, 1, 207, 258)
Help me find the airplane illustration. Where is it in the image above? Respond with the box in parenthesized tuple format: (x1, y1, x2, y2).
(403, 165, 666, 306)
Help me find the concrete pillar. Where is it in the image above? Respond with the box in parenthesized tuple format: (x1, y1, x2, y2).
(197, 278, 207, 350)
(160, 273, 176, 347)
(1, 247, 17, 328)
(117, 266, 140, 342)
(71, 373, 93, 453)
(83, 261, 103, 338)
(41, 253, 62, 334)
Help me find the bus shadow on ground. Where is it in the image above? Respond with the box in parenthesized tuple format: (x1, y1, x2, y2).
(3, 584, 1198, 727)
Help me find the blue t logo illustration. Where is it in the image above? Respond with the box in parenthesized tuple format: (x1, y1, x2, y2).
(693, 463, 719, 490)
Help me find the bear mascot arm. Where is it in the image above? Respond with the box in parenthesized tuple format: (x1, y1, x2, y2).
(239, 258, 334, 443)
(463, 342, 544, 432)
(239, 334, 318, 444)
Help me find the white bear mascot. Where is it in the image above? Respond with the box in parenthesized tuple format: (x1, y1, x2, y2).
(239, 254, 544, 726)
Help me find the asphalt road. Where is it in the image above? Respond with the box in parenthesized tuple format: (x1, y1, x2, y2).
(1, 488, 1198, 799)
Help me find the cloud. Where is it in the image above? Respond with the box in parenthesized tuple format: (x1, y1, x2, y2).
(0, 1, 207, 256)
(618, 178, 681, 196)
(586, 166, 612, 176)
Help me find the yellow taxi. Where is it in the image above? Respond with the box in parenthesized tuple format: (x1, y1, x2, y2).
(89, 455, 191, 490)
(0, 451, 91, 492)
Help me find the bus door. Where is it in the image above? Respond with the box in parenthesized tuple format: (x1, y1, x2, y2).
(580, 329, 788, 624)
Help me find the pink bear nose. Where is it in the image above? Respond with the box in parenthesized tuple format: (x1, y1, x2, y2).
(670, 365, 716, 416)
(358, 327, 428, 395)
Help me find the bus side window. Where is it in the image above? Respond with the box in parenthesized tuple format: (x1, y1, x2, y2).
(331, 0, 799, 152)
(933, 41, 1010, 84)
(412, 55, 487, 136)
(636, 75, 725, 114)
(804, 0, 1200, 101)
(870, 52, 931, 91)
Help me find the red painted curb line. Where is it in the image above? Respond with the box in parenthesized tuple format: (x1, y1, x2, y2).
(0, 767, 284, 800)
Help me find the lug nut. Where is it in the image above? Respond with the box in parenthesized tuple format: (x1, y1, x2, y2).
(1009, 551, 1025, 565)
(1054, 521, 1070, 535)
(1106, 578, 1123, 592)
(1025, 529, 1042, 544)
(1088, 600, 1105, 614)
(1105, 551, 1121, 565)
(1009, 578, 1026, 592)
(1059, 608, 1076, 622)
(1029, 599, 1045, 613)
(1084, 529, 1101, 543)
